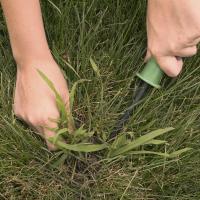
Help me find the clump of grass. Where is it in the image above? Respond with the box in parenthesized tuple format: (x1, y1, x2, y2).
(1, 0, 200, 199)
(37, 59, 192, 161)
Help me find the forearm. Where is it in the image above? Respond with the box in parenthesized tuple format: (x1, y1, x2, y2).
(1, 0, 52, 65)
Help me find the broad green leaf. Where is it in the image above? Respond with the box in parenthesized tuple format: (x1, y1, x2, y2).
(89, 57, 100, 77)
(48, 138, 108, 152)
(128, 150, 170, 157)
(37, 69, 61, 99)
(144, 139, 167, 145)
(55, 98, 75, 130)
(169, 148, 192, 158)
(111, 134, 129, 149)
(107, 134, 129, 158)
(37, 69, 65, 113)
(52, 128, 69, 144)
(128, 148, 192, 158)
(55, 98, 68, 121)
(108, 127, 174, 157)
(37, 69, 75, 129)
(73, 125, 94, 139)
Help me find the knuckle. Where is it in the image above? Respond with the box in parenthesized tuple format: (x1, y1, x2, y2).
(183, 33, 200, 44)
(27, 110, 59, 126)
(149, 47, 162, 57)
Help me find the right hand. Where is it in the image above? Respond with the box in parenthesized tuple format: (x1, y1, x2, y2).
(146, 0, 200, 77)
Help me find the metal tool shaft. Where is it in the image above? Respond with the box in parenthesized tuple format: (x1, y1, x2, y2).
(109, 81, 150, 139)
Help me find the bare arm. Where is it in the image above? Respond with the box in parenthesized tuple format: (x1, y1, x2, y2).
(1, 0, 51, 64)
(1, 0, 71, 150)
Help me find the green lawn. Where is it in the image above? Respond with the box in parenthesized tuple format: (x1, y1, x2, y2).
(1, 0, 200, 199)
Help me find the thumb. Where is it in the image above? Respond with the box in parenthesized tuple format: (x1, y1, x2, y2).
(156, 56, 183, 77)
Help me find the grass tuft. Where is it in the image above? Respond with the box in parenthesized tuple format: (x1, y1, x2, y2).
(0, 0, 200, 199)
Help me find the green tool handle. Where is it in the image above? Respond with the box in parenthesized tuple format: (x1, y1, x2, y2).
(109, 58, 163, 140)
(136, 58, 164, 88)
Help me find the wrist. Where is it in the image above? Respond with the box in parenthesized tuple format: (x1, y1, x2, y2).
(14, 48, 54, 68)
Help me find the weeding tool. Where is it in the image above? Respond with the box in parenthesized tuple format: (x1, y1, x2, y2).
(109, 58, 164, 139)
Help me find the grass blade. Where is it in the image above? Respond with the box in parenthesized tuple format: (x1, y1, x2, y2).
(169, 148, 192, 158)
(48, 138, 108, 152)
(52, 128, 68, 144)
(47, 0, 62, 15)
(89, 57, 100, 77)
(110, 134, 129, 149)
(144, 139, 167, 145)
(37, 69, 75, 129)
(70, 79, 90, 111)
(108, 127, 174, 157)
(128, 150, 170, 157)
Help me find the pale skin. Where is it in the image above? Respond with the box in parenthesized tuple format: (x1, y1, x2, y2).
(1, 0, 71, 150)
(146, 0, 200, 77)
(1, 0, 200, 150)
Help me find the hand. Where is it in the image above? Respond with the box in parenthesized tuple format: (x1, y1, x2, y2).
(146, 0, 200, 77)
(13, 58, 71, 150)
